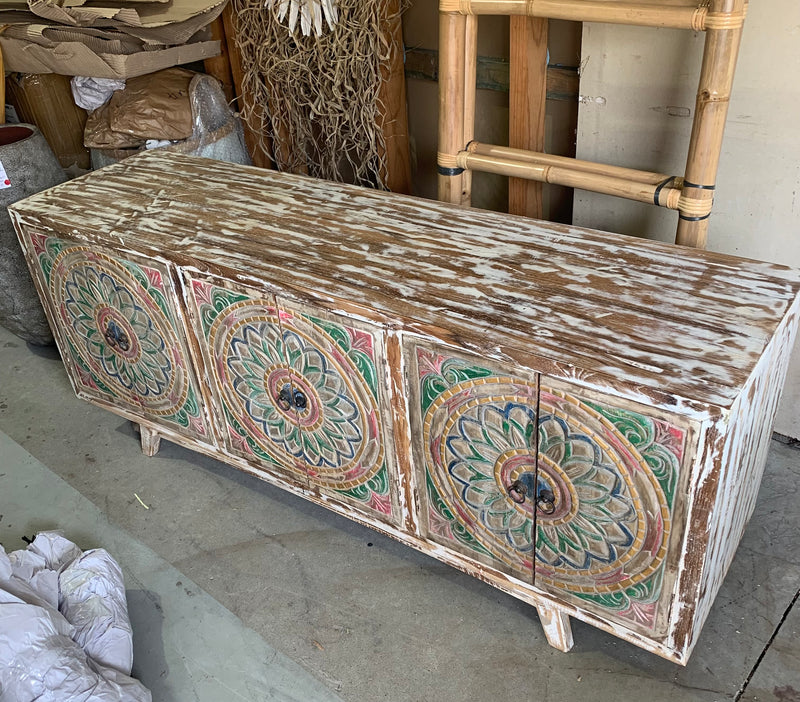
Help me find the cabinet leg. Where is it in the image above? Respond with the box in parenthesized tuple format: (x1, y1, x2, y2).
(537, 605, 574, 652)
(137, 424, 162, 457)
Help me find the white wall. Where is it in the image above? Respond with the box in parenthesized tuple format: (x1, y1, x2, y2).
(573, 2, 800, 436)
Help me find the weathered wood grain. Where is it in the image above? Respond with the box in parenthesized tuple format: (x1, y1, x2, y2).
(9, 150, 800, 666)
(673, 293, 800, 655)
(11, 151, 799, 415)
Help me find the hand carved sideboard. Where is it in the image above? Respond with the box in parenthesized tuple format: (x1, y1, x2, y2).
(11, 151, 800, 664)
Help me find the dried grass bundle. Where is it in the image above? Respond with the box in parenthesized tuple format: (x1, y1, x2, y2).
(231, 0, 399, 188)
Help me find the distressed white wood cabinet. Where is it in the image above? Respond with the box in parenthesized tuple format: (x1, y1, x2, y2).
(10, 151, 800, 664)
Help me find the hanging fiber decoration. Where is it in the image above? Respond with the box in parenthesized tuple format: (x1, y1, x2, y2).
(231, 0, 406, 189)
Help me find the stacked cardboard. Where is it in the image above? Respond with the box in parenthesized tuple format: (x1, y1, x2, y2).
(0, 0, 224, 78)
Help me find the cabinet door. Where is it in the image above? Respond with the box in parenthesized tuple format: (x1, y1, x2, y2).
(185, 276, 398, 525)
(184, 277, 308, 485)
(276, 300, 398, 525)
(535, 381, 691, 637)
(25, 231, 210, 443)
(411, 345, 538, 581)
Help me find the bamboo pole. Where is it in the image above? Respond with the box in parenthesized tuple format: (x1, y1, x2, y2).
(377, 0, 412, 194)
(439, 0, 719, 30)
(463, 14, 478, 204)
(457, 147, 684, 207)
(675, 0, 747, 249)
(438, 11, 477, 205)
(470, 143, 678, 185)
(508, 16, 548, 218)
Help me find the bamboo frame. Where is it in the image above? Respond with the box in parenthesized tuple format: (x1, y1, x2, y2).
(437, 11, 477, 205)
(459, 143, 684, 208)
(675, 0, 747, 248)
(437, 0, 748, 249)
(439, 0, 746, 31)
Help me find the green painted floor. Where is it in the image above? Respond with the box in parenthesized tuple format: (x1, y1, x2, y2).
(1, 323, 799, 702)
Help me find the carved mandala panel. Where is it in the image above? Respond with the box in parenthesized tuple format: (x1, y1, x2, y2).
(415, 347, 685, 632)
(190, 279, 394, 521)
(30, 232, 208, 440)
(535, 387, 684, 633)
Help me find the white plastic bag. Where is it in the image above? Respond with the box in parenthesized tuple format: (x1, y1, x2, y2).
(0, 533, 151, 702)
(71, 76, 126, 111)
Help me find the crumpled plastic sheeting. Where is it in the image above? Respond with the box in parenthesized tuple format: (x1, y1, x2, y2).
(0, 532, 151, 702)
(71, 76, 126, 111)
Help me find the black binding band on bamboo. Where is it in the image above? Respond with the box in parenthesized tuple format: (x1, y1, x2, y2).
(683, 180, 716, 190)
(654, 176, 677, 206)
(438, 166, 465, 176)
(679, 213, 711, 222)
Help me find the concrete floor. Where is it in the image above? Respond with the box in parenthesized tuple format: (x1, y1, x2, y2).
(1, 322, 799, 702)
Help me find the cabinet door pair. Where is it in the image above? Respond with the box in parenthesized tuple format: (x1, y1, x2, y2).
(184, 275, 399, 525)
(27, 236, 691, 639)
(411, 346, 691, 637)
(26, 236, 398, 526)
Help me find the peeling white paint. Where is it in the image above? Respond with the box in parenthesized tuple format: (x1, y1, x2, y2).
(9, 150, 800, 666)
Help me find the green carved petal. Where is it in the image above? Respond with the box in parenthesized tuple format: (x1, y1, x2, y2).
(426, 471, 492, 557)
(585, 400, 680, 509)
(334, 461, 391, 502)
(420, 356, 496, 414)
(572, 566, 663, 613)
(305, 315, 350, 350)
(224, 406, 281, 467)
(200, 287, 252, 335)
(350, 349, 378, 400)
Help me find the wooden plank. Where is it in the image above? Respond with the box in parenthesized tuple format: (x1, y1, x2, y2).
(221, 3, 273, 169)
(10, 150, 800, 413)
(377, 0, 413, 194)
(508, 15, 548, 218)
(404, 47, 579, 101)
(202, 16, 235, 103)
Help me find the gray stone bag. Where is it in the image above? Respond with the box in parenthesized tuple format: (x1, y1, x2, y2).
(0, 124, 66, 345)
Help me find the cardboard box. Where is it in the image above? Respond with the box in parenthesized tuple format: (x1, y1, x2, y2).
(0, 35, 220, 79)
(0, 0, 227, 44)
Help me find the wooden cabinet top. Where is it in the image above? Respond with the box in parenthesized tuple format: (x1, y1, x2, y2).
(12, 150, 800, 415)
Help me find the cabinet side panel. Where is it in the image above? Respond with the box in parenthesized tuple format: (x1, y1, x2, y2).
(677, 296, 800, 655)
